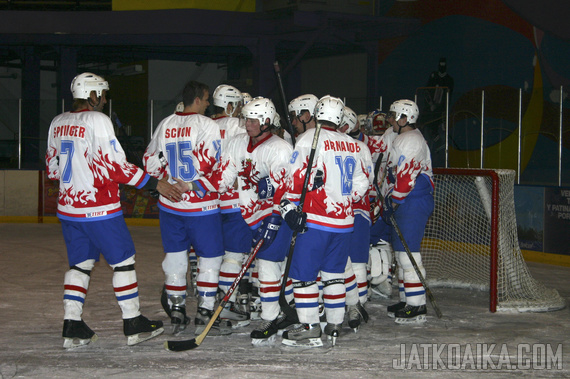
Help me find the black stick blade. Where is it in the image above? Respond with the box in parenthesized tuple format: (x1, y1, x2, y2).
(165, 338, 199, 352)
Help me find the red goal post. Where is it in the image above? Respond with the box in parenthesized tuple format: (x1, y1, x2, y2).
(422, 168, 565, 313)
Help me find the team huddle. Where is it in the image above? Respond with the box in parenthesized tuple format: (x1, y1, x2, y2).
(46, 73, 434, 350)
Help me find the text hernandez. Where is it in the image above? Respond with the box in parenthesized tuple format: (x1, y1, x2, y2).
(323, 139, 361, 153)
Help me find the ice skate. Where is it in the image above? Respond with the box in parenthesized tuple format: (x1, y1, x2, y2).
(318, 302, 326, 322)
(123, 315, 164, 346)
(189, 259, 198, 297)
(62, 319, 98, 349)
(347, 305, 362, 331)
(250, 318, 279, 346)
(324, 323, 342, 346)
(387, 301, 406, 318)
(170, 305, 191, 335)
(347, 302, 368, 332)
(236, 292, 250, 314)
(394, 304, 427, 324)
(249, 293, 262, 321)
(194, 307, 232, 336)
(220, 301, 250, 328)
(281, 323, 323, 348)
(275, 312, 297, 333)
(160, 284, 171, 318)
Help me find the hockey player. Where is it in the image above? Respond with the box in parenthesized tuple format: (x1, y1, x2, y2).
(143, 80, 231, 336)
(212, 97, 294, 345)
(380, 99, 434, 324)
(339, 106, 373, 331)
(367, 111, 396, 300)
(284, 94, 318, 144)
(346, 110, 394, 300)
(46, 72, 179, 349)
(210, 84, 251, 326)
(280, 96, 369, 347)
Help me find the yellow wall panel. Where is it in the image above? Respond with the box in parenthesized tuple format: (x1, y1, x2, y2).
(2, 170, 38, 217)
(112, 0, 256, 12)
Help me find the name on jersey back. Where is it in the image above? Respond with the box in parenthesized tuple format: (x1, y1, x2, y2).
(323, 139, 361, 153)
(53, 125, 86, 139)
(165, 127, 192, 138)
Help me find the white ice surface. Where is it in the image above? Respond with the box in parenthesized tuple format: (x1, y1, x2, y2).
(1, 223, 569, 378)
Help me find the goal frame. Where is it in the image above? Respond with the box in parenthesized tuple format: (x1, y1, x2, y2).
(432, 168, 501, 312)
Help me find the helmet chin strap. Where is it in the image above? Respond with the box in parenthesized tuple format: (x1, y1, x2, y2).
(300, 116, 313, 133)
(255, 121, 271, 138)
(396, 117, 408, 135)
(225, 104, 236, 117)
(348, 128, 361, 138)
(88, 96, 102, 111)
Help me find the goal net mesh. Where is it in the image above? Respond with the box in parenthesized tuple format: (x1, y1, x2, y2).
(421, 168, 565, 312)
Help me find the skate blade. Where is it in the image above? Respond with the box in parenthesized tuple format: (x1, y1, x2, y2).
(387, 312, 396, 318)
(281, 337, 323, 348)
(229, 320, 251, 329)
(127, 327, 164, 346)
(394, 315, 427, 324)
(370, 287, 392, 299)
(170, 324, 180, 335)
(348, 320, 361, 331)
(170, 322, 190, 335)
(251, 334, 276, 347)
(327, 335, 338, 346)
(63, 334, 98, 350)
(220, 311, 250, 322)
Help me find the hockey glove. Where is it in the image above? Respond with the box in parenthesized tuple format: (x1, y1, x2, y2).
(185, 180, 206, 198)
(149, 189, 160, 199)
(279, 199, 308, 233)
(252, 214, 282, 250)
(386, 167, 396, 185)
(311, 170, 324, 191)
(381, 194, 398, 226)
(370, 197, 382, 224)
(257, 176, 275, 200)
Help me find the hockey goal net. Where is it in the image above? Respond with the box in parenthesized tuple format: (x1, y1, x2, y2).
(421, 168, 565, 312)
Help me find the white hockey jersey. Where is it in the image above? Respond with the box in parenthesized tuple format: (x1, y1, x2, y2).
(143, 112, 222, 216)
(373, 127, 398, 199)
(46, 109, 149, 221)
(383, 128, 434, 203)
(212, 133, 292, 228)
(358, 133, 383, 164)
(352, 138, 374, 223)
(212, 115, 246, 214)
(284, 126, 369, 232)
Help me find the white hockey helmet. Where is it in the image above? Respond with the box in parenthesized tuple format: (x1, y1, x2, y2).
(70, 72, 109, 100)
(357, 114, 368, 129)
(389, 99, 419, 124)
(315, 95, 344, 126)
(288, 94, 318, 117)
(241, 97, 276, 125)
(342, 106, 358, 134)
(273, 112, 281, 129)
(242, 92, 253, 105)
(212, 84, 243, 108)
